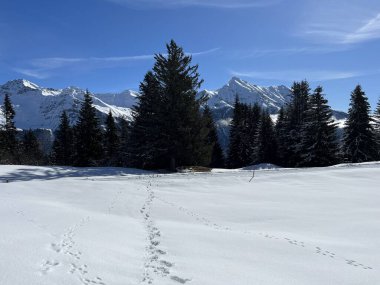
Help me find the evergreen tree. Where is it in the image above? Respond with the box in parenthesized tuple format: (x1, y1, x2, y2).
(74, 90, 103, 166)
(252, 110, 277, 164)
(275, 107, 289, 166)
(343, 85, 377, 162)
(246, 103, 261, 162)
(0, 93, 18, 164)
(227, 99, 262, 168)
(104, 110, 120, 166)
(20, 129, 44, 165)
(203, 106, 225, 168)
(153, 40, 207, 170)
(283, 80, 310, 166)
(298, 86, 339, 167)
(374, 98, 380, 156)
(130, 40, 208, 170)
(129, 71, 164, 169)
(227, 97, 246, 168)
(118, 117, 130, 167)
(51, 111, 74, 165)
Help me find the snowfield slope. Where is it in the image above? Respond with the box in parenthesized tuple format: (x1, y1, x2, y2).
(0, 79, 138, 130)
(0, 163, 379, 285)
(0, 78, 292, 130)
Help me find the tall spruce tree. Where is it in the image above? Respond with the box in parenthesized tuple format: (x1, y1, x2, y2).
(104, 110, 120, 166)
(203, 106, 225, 168)
(227, 97, 246, 168)
(283, 80, 310, 166)
(129, 71, 164, 169)
(0, 93, 18, 163)
(374, 98, 380, 156)
(74, 90, 103, 166)
(298, 86, 338, 167)
(343, 85, 377, 162)
(275, 107, 289, 166)
(246, 103, 261, 162)
(118, 117, 130, 167)
(153, 40, 207, 170)
(252, 110, 277, 164)
(130, 40, 208, 170)
(227, 99, 262, 168)
(21, 129, 44, 165)
(52, 111, 74, 165)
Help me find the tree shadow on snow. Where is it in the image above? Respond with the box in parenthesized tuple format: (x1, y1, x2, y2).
(0, 166, 154, 182)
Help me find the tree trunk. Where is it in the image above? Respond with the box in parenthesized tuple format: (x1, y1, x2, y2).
(170, 156, 176, 172)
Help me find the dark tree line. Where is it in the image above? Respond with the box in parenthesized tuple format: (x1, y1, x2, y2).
(51, 91, 129, 167)
(227, 82, 380, 168)
(1, 42, 380, 170)
(0, 94, 45, 165)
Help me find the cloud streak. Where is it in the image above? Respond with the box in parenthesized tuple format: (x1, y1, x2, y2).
(14, 48, 220, 79)
(106, 0, 281, 9)
(231, 69, 366, 82)
(231, 46, 349, 59)
(299, 1, 380, 45)
(343, 13, 380, 44)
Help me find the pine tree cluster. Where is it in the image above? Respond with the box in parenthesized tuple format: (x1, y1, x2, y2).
(227, 82, 380, 168)
(1, 42, 380, 169)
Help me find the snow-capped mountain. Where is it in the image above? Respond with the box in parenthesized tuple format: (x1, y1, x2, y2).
(0, 77, 295, 130)
(200, 77, 292, 113)
(198, 77, 294, 149)
(0, 79, 138, 130)
(0, 78, 346, 152)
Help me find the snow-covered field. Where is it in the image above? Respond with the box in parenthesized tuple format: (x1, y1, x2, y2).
(1, 163, 380, 285)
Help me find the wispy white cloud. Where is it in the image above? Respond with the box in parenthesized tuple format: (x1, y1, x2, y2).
(106, 0, 281, 9)
(189, 47, 221, 56)
(299, 1, 380, 45)
(232, 46, 349, 59)
(29, 55, 154, 69)
(12, 68, 50, 80)
(343, 13, 380, 44)
(14, 48, 220, 79)
(231, 69, 365, 82)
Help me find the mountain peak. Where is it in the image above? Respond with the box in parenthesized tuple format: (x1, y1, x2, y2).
(228, 76, 248, 86)
(1, 79, 40, 91)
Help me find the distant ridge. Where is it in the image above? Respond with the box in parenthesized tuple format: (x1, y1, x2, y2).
(0, 78, 347, 151)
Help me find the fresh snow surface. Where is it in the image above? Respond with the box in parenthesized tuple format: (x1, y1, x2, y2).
(1, 163, 380, 285)
(241, 163, 281, 171)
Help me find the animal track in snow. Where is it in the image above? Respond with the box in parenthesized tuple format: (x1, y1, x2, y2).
(315, 247, 335, 258)
(345, 259, 373, 270)
(40, 216, 107, 284)
(108, 190, 123, 214)
(284, 238, 305, 248)
(69, 263, 106, 285)
(158, 197, 374, 272)
(39, 260, 60, 275)
(171, 275, 192, 283)
(140, 177, 190, 284)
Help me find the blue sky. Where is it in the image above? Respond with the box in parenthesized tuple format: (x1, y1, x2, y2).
(1, 0, 380, 111)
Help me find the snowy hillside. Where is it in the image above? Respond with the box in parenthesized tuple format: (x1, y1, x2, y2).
(0, 78, 347, 151)
(0, 78, 302, 131)
(200, 77, 292, 114)
(0, 163, 379, 285)
(0, 79, 138, 130)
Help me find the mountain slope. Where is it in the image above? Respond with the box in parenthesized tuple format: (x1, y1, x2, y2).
(200, 77, 292, 113)
(0, 79, 137, 130)
(0, 78, 346, 152)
